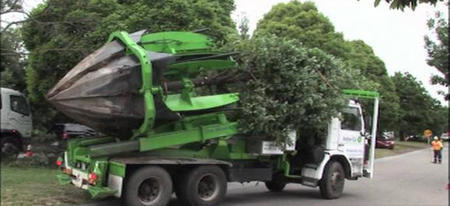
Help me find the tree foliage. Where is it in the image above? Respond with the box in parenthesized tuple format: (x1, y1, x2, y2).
(1, 0, 22, 14)
(255, 1, 400, 132)
(230, 36, 349, 142)
(373, 0, 444, 10)
(425, 11, 448, 100)
(392, 72, 448, 137)
(0, 28, 27, 92)
(21, 0, 236, 128)
(344, 40, 400, 131)
(255, 1, 348, 59)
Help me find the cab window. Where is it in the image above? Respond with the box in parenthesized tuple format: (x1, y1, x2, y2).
(341, 107, 361, 131)
(10, 95, 30, 116)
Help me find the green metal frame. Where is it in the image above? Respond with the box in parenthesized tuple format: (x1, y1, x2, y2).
(107, 31, 240, 138)
(342, 89, 379, 99)
(108, 32, 156, 138)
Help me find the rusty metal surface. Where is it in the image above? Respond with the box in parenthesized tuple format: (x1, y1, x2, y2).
(47, 40, 145, 138)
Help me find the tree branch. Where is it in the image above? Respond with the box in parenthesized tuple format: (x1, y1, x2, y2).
(0, 0, 22, 15)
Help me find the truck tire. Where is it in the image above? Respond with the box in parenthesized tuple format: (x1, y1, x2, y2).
(1, 136, 20, 157)
(123, 166, 173, 206)
(265, 173, 286, 192)
(177, 165, 227, 206)
(319, 161, 345, 199)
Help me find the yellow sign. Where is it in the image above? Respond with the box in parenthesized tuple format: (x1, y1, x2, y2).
(424, 129, 432, 138)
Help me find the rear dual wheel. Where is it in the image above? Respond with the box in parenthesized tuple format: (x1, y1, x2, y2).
(124, 166, 173, 206)
(176, 166, 227, 206)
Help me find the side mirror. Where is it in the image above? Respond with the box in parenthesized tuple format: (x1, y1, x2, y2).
(361, 131, 370, 138)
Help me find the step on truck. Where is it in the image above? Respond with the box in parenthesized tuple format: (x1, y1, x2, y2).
(51, 30, 380, 206)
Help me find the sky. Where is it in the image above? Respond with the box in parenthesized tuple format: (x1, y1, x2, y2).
(2, 0, 448, 104)
(232, 0, 448, 105)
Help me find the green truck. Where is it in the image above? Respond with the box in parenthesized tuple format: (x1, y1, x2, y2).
(49, 30, 380, 206)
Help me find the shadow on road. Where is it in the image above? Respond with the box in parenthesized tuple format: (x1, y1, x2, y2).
(221, 190, 322, 206)
(82, 187, 361, 206)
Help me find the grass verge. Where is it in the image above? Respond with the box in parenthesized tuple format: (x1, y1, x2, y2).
(1, 165, 91, 206)
(375, 141, 428, 159)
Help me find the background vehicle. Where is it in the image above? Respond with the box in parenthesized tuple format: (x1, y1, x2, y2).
(52, 31, 380, 206)
(376, 132, 395, 149)
(406, 135, 427, 142)
(440, 132, 449, 141)
(0, 87, 32, 156)
(49, 123, 97, 140)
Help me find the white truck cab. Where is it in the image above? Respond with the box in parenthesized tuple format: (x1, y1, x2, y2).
(299, 93, 379, 199)
(1, 87, 33, 155)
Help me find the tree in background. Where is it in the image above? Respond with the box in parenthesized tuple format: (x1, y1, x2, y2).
(255, 1, 348, 59)
(1, 0, 28, 92)
(255, 1, 400, 133)
(374, 0, 444, 10)
(424, 11, 448, 100)
(21, 0, 236, 128)
(1, 0, 24, 32)
(392, 72, 448, 138)
(0, 28, 27, 92)
(344, 40, 400, 133)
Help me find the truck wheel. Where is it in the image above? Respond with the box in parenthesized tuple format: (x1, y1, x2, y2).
(177, 165, 227, 206)
(265, 173, 286, 192)
(1, 137, 20, 157)
(124, 166, 172, 206)
(319, 161, 345, 199)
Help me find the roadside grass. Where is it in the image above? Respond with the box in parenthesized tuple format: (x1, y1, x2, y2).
(1, 165, 91, 206)
(375, 141, 428, 159)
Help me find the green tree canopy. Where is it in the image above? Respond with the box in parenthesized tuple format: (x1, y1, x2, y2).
(392, 72, 447, 137)
(255, 1, 400, 133)
(374, 0, 444, 10)
(425, 11, 448, 100)
(21, 0, 236, 128)
(230, 36, 350, 143)
(0, 28, 27, 92)
(344, 40, 400, 132)
(255, 1, 348, 59)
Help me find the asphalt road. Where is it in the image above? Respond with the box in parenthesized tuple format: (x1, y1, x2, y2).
(81, 147, 448, 206)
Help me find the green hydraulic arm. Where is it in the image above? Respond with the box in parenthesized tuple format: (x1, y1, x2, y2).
(108, 31, 157, 138)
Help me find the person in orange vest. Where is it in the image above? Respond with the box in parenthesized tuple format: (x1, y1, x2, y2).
(431, 136, 443, 164)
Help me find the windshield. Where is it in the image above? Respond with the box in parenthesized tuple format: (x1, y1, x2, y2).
(341, 107, 362, 131)
(10, 95, 30, 116)
(378, 135, 393, 140)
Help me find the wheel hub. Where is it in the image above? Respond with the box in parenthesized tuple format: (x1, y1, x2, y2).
(197, 174, 219, 201)
(331, 171, 344, 192)
(138, 178, 161, 205)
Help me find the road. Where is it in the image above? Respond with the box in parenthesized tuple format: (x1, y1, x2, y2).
(81, 147, 448, 206)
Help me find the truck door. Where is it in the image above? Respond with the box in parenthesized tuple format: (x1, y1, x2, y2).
(8, 95, 32, 137)
(339, 106, 365, 177)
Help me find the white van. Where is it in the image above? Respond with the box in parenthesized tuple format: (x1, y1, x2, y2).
(1, 87, 32, 155)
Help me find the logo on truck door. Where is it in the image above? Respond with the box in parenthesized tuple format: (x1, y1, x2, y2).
(342, 136, 362, 143)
